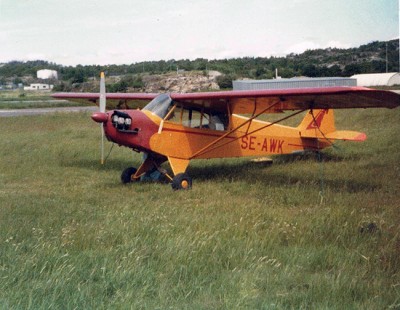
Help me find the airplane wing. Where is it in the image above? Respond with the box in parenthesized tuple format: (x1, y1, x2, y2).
(52, 92, 159, 110)
(53, 86, 399, 114)
(170, 87, 400, 114)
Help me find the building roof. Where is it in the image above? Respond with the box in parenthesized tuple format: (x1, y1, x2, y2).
(351, 72, 400, 87)
(233, 77, 356, 90)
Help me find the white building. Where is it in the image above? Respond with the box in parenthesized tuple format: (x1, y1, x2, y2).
(37, 69, 58, 80)
(24, 83, 54, 91)
(351, 72, 400, 87)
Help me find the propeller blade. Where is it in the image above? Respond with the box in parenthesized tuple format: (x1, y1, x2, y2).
(100, 72, 106, 164)
(100, 72, 106, 113)
(101, 125, 105, 165)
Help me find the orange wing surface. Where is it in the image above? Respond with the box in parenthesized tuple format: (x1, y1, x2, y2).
(170, 87, 399, 114)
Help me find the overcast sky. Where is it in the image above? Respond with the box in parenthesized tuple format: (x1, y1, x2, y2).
(0, 0, 398, 66)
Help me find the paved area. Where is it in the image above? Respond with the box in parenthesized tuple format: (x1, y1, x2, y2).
(0, 106, 97, 117)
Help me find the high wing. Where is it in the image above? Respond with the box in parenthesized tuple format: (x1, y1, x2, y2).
(53, 86, 399, 114)
(52, 92, 159, 110)
(170, 87, 400, 114)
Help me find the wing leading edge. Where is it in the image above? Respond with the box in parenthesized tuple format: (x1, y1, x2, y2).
(52, 92, 159, 110)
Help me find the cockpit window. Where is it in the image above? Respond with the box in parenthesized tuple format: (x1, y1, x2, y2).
(142, 94, 172, 118)
(144, 95, 229, 131)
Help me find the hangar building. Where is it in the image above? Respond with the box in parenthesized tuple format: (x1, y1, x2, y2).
(351, 72, 400, 87)
(233, 77, 356, 91)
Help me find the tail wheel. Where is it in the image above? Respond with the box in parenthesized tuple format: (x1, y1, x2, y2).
(171, 173, 192, 190)
(121, 167, 138, 184)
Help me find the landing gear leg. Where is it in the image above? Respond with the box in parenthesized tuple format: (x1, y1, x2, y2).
(121, 153, 169, 184)
(168, 157, 192, 190)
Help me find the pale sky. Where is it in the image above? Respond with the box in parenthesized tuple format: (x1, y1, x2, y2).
(0, 0, 398, 66)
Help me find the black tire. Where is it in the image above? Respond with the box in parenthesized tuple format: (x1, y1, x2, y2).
(171, 173, 192, 190)
(121, 167, 137, 184)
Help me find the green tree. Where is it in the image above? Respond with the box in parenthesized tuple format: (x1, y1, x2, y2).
(343, 64, 362, 76)
(301, 64, 319, 77)
(216, 74, 236, 89)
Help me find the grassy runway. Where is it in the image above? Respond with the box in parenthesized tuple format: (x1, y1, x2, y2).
(0, 108, 399, 309)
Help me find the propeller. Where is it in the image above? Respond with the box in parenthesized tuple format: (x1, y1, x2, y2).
(99, 72, 106, 164)
(91, 72, 110, 164)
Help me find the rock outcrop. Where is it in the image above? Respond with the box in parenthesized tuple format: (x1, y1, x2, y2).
(142, 71, 221, 93)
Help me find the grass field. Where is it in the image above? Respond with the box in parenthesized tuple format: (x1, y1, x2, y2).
(0, 91, 84, 109)
(0, 108, 399, 309)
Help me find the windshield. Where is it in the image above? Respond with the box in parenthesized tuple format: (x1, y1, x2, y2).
(142, 94, 172, 118)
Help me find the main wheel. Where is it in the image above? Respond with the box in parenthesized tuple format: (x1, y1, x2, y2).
(171, 173, 192, 190)
(121, 167, 138, 184)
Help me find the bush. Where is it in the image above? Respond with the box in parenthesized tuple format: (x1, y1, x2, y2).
(216, 74, 236, 89)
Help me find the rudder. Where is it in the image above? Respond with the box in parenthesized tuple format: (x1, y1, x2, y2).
(298, 109, 335, 138)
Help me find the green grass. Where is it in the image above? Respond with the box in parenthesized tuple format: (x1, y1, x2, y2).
(0, 90, 46, 99)
(0, 109, 399, 309)
(0, 91, 85, 109)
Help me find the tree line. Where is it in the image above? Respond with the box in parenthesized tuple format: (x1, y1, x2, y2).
(0, 39, 398, 90)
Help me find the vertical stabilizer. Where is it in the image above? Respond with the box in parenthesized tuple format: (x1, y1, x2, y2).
(298, 109, 335, 138)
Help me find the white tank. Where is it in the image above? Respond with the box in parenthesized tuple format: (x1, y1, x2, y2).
(37, 69, 58, 80)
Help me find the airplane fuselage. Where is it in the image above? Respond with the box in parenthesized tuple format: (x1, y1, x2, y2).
(95, 109, 330, 163)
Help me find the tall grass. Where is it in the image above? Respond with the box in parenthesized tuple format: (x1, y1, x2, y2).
(0, 108, 399, 309)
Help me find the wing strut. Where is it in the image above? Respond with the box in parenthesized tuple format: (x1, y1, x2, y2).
(191, 108, 306, 159)
(190, 99, 282, 159)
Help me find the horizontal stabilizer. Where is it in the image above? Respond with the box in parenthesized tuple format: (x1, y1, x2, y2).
(325, 130, 367, 142)
(300, 129, 366, 141)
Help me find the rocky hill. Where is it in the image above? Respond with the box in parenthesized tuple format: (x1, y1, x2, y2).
(141, 70, 221, 92)
(69, 70, 222, 93)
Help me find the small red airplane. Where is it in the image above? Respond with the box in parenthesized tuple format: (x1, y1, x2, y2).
(53, 73, 399, 189)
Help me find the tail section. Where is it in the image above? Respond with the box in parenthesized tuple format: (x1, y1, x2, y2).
(298, 109, 366, 142)
(298, 109, 336, 135)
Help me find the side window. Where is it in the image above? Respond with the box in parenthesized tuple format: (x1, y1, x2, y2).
(209, 114, 224, 131)
(182, 109, 209, 128)
(166, 105, 227, 131)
